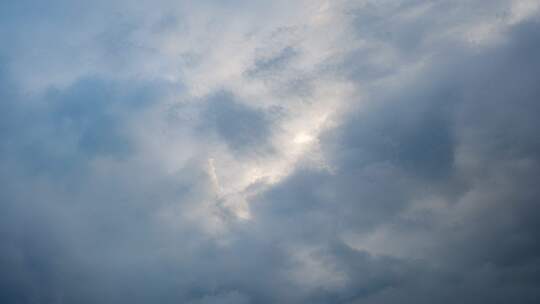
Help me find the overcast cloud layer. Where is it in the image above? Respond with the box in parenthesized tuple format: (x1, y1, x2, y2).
(1, 1, 540, 303)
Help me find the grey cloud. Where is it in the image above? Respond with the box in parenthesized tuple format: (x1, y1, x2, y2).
(170, 90, 280, 156)
(237, 14, 540, 303)
(249, 17, 540, 303)
(2, 76, 164, 178)
(248, 46, 298, 77)
(188, 291, 250, 304)
(1, 1, 540, 304)
(202, 91, 274, 154)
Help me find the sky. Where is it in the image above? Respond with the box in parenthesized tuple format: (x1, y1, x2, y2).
(1, 1, 540, 303)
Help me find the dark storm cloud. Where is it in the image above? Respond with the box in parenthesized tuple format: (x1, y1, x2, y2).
(1, 1, 540, 304)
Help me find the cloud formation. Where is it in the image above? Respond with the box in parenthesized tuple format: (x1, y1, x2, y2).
(1, 1, 540, 303)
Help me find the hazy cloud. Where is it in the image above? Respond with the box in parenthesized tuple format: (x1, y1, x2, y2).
(1, 1, 540, 303)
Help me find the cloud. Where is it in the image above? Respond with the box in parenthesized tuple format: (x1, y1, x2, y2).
(198, 91, 276, 155)
(1, 1, 540, 303)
